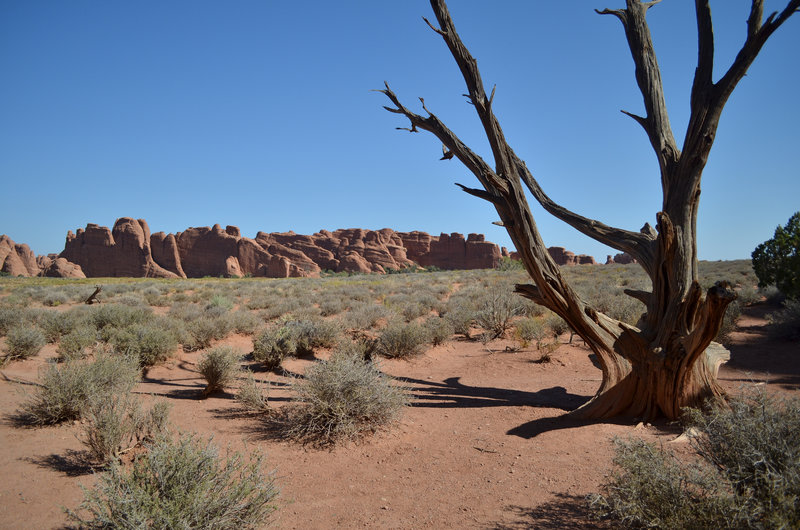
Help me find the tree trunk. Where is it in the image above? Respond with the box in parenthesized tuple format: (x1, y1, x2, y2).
(381, 0, 798, 420)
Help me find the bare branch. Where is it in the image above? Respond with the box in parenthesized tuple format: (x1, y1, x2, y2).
(595, 8, 627, 24)
(747, 0, 765, 37)
(621, 109, 648, 130)
(513, 155, 657, 274)
(692, 0, 714, 97)
(455, 183, 502, 205)
(422, 16, 445, 36)
(599, 1, 680, 176)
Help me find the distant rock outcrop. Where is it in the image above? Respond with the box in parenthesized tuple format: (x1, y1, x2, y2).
(60, 218, 179, 278)
(398, 232, 501, 270)
(3, 223, 621, 279)
(37, 256, 85, 278)
(607, 252, 637, 265)
(546, 246, 597, 266)
(47, 219, 504, 278)
(1, 235, 40, 277)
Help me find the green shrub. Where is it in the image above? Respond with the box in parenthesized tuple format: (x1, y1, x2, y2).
(544, 313, 571, 338)
(685, 389, 800, 527)
(251, 318, 339, 370)
(68, 433, 278, 528)
(589, 437, 740, 528)
(715, 300, 742, 345)
(56, 325, 97, 361)
(252, 326, 293, 371)
(444, 305, 475, 340)
(3, 325, 46, 360)
(236, 371, 270, 412)
(206, 294, 234, 312)
(42, 291, 69, 307)
(279, 353, 407, 445)
(475, 292, 523, 339)
(0, 306, 22, 336)
(88, 303, 153, 332)
(344, 302, 391, 330)
(378, 321, 428, 358)
(80, 395, 171, 464)
(423, 316, 454, 346)
(198, 346, 242, 397)
(38, 309, 84, 343)
(514, 317, 549, 349)
(18, 354, 139, 425)
(229, 309, 261, 335)
(109, 322, 178, 368)
(752, 211, 800, 299)
(181, 314, 232, 351)
(767, 299, 800, 339)
(590, 388, 800, 529)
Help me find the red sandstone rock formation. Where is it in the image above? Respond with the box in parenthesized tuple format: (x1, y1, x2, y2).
(37, 256, 85, 278)
(0, 235, 40, 276)
(611, 252, 637, 265)
(545, 246, 597, 266)
(398, 231, 501, 270)
(48, 218, 507, 278)
(61, 218, 178, 278)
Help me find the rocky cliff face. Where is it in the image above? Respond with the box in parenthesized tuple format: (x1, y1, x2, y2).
(60, 218, 178, 278)
(2, 221, 605, 279)
(399, 232, 502, 270)
(508, 246, 597, 266)
(1, 235, 44, 277)
(48, 219, 504, 278)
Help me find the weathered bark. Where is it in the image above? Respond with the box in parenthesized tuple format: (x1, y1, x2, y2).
(381, 0, 798, 420)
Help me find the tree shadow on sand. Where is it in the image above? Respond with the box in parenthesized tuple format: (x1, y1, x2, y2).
(395, 375, 590, 411)
(492, 494, 609, 529)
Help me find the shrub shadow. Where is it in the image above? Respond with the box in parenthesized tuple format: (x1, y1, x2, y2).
(26, 450, 96, 477)
(492, 494, 609, 529)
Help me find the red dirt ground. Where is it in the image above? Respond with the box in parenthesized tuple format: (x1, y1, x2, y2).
(0, 303, 797, 529)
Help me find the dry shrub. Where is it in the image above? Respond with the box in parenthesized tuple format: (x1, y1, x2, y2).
(236, 371, 270, 412)
(198, 345, 242, 397)
(81, 395, 170, 464)
(590, 388, 800, 528)
(276, 353, 407, 445)
(68, 433, 278, 528)
(378, 321, 428, 358)
(475, 292, 523, 339)
(3, 325, 46, 360)
(17, 354, 139, 425)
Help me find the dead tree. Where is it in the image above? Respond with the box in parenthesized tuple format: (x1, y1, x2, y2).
(380, 0, 799, 420)
(84, 285, 102, 305)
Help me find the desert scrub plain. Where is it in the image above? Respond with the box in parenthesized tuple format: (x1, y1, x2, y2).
(0, 259, 797, 528)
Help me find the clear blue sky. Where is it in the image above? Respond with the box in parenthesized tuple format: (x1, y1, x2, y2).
(1, 1, 798, 261)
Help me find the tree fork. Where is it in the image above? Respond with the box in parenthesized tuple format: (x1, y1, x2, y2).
(381, 0, 797, 420)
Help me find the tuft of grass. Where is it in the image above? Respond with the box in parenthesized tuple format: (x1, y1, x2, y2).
(68, 433, 278, 529)
(198, 345, 242, 397)
(276, 353, 407, 445)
